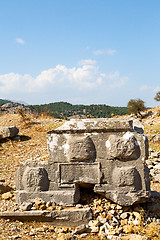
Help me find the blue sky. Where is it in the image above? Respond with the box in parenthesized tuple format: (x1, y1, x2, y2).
(0, 0, 160, 107)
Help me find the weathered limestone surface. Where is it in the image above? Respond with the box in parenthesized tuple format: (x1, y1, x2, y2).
(15, 118, 150, 206)
(1, 126, 19, 138)
(0, 208, 92, 227)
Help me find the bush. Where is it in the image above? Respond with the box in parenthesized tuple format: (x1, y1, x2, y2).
(154, 91, 160, 102)
(127, 99, 146, 117)
(18, 108, 31, 127)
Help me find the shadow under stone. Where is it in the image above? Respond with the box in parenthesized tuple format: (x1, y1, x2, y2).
(19, 135, 31, 141)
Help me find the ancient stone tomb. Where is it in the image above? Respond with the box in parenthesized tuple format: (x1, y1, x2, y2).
(15, 119, 150, 206)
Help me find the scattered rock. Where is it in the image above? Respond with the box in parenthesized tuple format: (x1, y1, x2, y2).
(10, 235, 22, 239)
(2, 191, 13, 200)
(19, 202, 33, 211)
(57, 233, 76, 240)
(97, 216, 107, 224)
(75, 204, 82, 208)
(121, 234, 148, 240)
(1, 126, 19, 138)
(34, 200, 46, 210)
(153, 134, 160, 142)
(79, 233, 88, 238)
(46, 201, 52, 208)
(74, 224, 88, 234)
(120, 212, 130, 219)
(150, 151, 160, 159)
(132, 119, 144, 133)
(90, 225, 99, 233)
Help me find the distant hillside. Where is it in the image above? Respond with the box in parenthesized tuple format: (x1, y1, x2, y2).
(29, 102, 128, 119)
(0, 99, 12, 105)
(0, 98, 28, 106)
(0, 100, 31, 114)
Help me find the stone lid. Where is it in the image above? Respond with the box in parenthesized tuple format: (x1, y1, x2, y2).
(47, 118, 134, 134)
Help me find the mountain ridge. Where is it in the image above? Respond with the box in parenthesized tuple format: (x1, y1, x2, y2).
(0, 99, 128, 119)
(28, 101, 128, 119)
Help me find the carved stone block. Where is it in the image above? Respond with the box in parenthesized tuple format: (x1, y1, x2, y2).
(15, 118, 150, 206)
(22, 167, 49, 192)
(60, 163, 100, 185)
(112, 166, 141, 189)
(106, 133, 140, 160)
(66, 136, 96, 162)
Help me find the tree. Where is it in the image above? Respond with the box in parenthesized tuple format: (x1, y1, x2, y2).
(154, 91, 160, 102)
(127, 99, 146, 117)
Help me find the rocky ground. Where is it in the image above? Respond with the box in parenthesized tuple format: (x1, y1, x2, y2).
(0, 109, 160, 240)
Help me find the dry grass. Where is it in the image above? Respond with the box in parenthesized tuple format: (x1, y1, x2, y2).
(141, 220, 160, 240)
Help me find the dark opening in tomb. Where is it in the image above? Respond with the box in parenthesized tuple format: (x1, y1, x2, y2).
(77, 183, 99, 205)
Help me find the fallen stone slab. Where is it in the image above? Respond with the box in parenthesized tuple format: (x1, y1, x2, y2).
(0, 207, 92, 227)
(1, 126, 19, 138)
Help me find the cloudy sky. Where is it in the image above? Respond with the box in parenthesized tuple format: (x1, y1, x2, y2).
(0, 0, 160, 107)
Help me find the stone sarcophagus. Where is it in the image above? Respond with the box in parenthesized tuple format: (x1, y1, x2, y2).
(15, 119, 150, 206)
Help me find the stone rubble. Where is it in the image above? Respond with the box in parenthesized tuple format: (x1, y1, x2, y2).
(0, 188, 160, 239)
(1, 191, 14, 200)
(147, 149, 160, 183)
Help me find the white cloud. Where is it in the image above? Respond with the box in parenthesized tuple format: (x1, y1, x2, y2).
(35, 60, 102, 90)
(16, 38, 25, 44)
(0, 60, 128, 102)
(93, 49, 117, 56)
(140, 85, 160, 92)
(106, 71, 128, 88)
(0, 60, 103, 94)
